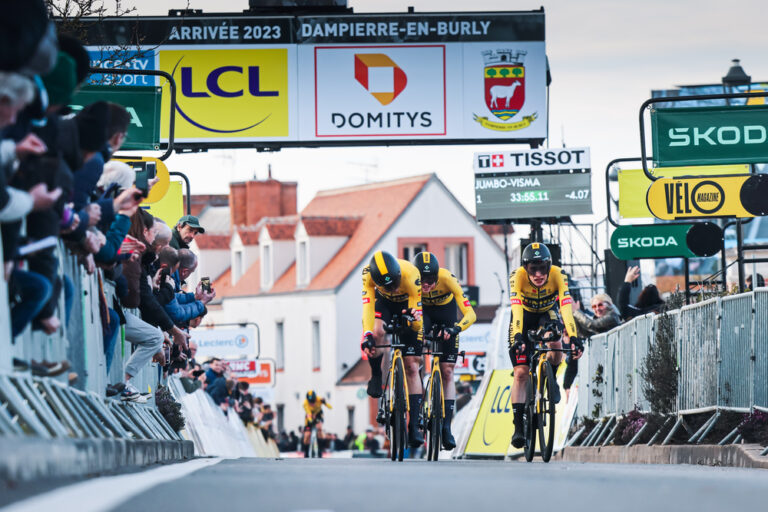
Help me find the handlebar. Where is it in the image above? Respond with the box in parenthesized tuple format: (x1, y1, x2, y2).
(382, 312, 416, 334)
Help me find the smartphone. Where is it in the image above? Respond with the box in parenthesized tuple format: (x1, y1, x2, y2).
(201, 276, 211, 294)
(145, 161, 157, 180)
(134, 169, 149, 197)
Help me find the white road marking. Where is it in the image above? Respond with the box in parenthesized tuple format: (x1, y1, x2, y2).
(0, 457, 222, 512)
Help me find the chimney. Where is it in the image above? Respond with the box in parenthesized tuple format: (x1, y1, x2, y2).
(229, 177, 298, 227)
(229, 182, 247, 226)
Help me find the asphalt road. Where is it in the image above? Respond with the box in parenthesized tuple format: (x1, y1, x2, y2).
(103, 457, 766, 512)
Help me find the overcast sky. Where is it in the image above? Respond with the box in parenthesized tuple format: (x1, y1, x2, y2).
(110, 0, 768, 226)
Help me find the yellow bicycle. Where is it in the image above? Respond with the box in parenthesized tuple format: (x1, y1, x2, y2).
(422, 323, 464, 461)
(375, 312, 412, 462)
(523, 323, 571, 463)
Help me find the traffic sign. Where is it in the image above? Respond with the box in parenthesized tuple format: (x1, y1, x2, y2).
(646, 174, 768, 220)
(610, 223, 723, 260)
(69, 85, 161, 150)
(651, 104, 768, 167)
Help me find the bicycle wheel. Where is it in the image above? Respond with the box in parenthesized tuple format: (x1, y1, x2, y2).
(393, 357, 407, 462)
(537, 361, 557, 462)
(310, 427, 319, 458)
(523, 373, 536, 462)
(428, 371, 443, 461)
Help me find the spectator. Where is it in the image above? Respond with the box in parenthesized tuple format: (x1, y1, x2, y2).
(618, 266, 665, 321)
(565, 294, 622, 400)
(342, 426, 356, 450)
(746, 273, 765, 291)
(205, 358, 223, 385)
(207, 377, 234, 410)
(151, 220, 172, 252)
(364, 427, 380, 456)
(188, 342, 198, 367)
(259, 404, 275, 440)
(170, 214, 204, 250)
(288, 431, 299, 451)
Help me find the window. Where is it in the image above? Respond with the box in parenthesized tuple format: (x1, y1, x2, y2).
(233, 250, 244, 283)
(298, 240, 309, 285)
(262, 244, 272, 285)
(275, 321, 285, 371)
(445, 243, 469, 284)
(311, 319, 321, 371)
(402, 243, 427, 261)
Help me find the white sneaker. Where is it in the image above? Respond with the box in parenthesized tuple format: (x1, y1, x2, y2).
(121, 383, 148, 403)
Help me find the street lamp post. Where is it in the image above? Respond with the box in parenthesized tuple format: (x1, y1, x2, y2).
(721, 59, 751, 292)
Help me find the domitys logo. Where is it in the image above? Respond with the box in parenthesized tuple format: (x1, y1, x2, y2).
(354, 53, 407, 105)
(473, 49, 537, 132)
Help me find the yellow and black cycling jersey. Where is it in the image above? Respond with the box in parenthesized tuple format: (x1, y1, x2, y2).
(508, 264, 577, 339)
(303, 398, 332, 418)
(362, 258, 422, 334)
(422, 268, 477, 332)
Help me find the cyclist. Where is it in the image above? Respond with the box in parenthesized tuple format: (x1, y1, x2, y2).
(360, 250, 425, 447)
(413, 251, 476, 450)
(508, 242, 584, 449)
(302, 390, 332, 457)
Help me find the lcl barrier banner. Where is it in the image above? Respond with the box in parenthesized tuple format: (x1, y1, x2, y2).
(464, 366, 572, 456)
(646, 174, 768, 220)
(79, 11, 547, 146)
(651, 105, 768, 167)
(617, 165, 748, 219)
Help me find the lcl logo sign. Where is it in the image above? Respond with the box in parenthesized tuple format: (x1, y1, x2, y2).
(179, 65, 278, 98)
(160, 49, 289, 137)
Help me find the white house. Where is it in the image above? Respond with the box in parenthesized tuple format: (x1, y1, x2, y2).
(200, 174, 507, 436)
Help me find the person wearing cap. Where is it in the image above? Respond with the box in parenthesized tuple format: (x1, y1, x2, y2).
(171, 214, 205, 250)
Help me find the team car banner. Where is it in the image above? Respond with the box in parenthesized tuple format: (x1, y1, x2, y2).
(77, 11, 547, 146)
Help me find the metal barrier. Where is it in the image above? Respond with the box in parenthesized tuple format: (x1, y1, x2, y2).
(753, 290, 768, 408)
(574, 290, 767, 447)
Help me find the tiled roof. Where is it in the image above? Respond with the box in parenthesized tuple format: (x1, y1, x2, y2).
(266, 222, 297, 240)
(193, 232, 230, 250)
(302, 216, 361, 237)
(236, 227, 261, 246)
(227, 258, 262, 298)
(303, 175, 431, 291)
(209, 267, 233, 304)
(217, 174, 431, 298)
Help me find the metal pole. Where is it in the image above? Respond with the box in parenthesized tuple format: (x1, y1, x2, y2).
(170, 171, 192, 215)
(737, 220, 745, 292)
(684, 257, 690, 304)
(502, 222, 510, 281)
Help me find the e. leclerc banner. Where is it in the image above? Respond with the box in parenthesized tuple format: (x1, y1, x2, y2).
(651, 105, 768, 167)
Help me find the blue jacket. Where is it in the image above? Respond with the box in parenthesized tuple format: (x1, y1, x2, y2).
(206, 375, 229, 405)
(158, 282, 206, 325)
(71, 152, 104, 210)
(94, 214, 131, 263)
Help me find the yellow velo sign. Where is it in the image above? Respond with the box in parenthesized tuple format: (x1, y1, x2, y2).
(115, 156, 170, 204)
(646, 174, 768, 220)
(159, 48, 289, 140)
(618, 165, 748, 219)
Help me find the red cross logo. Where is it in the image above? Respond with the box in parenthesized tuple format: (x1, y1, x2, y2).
(491, 154, 504, 167)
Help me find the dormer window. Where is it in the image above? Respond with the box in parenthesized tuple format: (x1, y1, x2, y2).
(297, 240, 310, 287)
(261, 244, 273, 289)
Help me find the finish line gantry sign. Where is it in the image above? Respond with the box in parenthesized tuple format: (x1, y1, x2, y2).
(79, 11, 548, 149)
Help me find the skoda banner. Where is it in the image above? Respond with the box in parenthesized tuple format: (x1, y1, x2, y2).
(651, 105, 768, 167)
(190, 328, 257, 358)
(610, 223, 723, 260)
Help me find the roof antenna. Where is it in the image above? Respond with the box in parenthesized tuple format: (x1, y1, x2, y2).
(268, 163, 273, 179)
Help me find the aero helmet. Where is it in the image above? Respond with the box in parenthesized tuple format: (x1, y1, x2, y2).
(369, 251, 401, 290)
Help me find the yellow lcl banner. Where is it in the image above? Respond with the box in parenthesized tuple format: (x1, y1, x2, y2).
(159, 48, 289, 140)
(618, 165, 748, 218)
(646, 175, 755, 220)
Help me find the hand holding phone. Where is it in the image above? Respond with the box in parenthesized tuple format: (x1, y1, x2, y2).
(201, 276, 211, 294)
